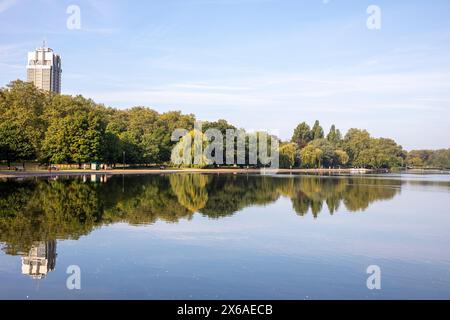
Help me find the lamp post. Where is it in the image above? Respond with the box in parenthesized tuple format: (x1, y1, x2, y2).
(122, 151, 125, 170)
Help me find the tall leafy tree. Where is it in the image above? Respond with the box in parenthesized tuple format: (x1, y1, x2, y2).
(327, 124, 342, 145)
(0, 121, 35, 168)
(311, 120, 324, 140)
(42, 112, 106, 166)
(343, 128, 371, 166)
(0, 80, 46, 160)
(309, 139, 337, 168)
(336, 129, 343, 142)
(291, 122, 312, 148)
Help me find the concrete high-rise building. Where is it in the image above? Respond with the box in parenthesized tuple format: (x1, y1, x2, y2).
(27, 44, 62, 93)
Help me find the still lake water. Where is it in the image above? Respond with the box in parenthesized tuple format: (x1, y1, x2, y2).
(0, 173, 449, 300)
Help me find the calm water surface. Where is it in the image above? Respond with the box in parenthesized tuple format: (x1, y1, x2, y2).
(0, 173, 449, 299)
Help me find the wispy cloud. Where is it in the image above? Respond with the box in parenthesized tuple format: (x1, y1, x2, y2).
(0, 0, 18, 14)
(0, 42, 34, 67)
(81, 69, 450, 111)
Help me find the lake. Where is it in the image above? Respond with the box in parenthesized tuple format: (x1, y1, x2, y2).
(0, 173, 449, 299)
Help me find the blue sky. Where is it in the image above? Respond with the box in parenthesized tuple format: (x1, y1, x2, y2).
(1, 0, 450, 150)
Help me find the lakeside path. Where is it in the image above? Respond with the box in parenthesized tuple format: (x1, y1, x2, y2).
(0, 168, 377, 179)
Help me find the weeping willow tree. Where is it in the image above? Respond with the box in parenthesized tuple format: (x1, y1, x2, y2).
(171, 129, 211, 168)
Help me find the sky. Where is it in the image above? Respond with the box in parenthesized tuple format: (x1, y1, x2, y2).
(1, 0, 450, 150)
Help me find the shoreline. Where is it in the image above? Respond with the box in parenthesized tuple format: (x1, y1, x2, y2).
(1, 168, 448, 179)
(0, 168, 385, 179)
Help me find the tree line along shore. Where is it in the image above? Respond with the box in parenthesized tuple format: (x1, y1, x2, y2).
(1, 80, 449, 170)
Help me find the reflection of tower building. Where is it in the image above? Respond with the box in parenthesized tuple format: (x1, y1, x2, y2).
(21, 241, 57, 279)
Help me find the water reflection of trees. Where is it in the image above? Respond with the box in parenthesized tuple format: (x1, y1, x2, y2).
(0, 174, 402, 254)
(278, 177, 402, 217)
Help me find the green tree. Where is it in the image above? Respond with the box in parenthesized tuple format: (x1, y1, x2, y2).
(300, 144, 323, 168)
(311, 120, 324, 140)
(429, 149, 450, 168)
(343, 128, 371, 167)
(42, 112, 106, 165)
(102, 130, 122, 165)
(335, 149, 349, 166)
(279, 142, 299, 168)
(326, 124, 342, 145)
(0, 121, 35, 168)
(155, 111, 196, 163)
(407, 150, 430, 167)
(203, 119, 236, 134)
(354, 138, 404, 169)
(0, 80, 46, 160)
(309, 139, 337, 167)
(291, 122, 312, 148)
